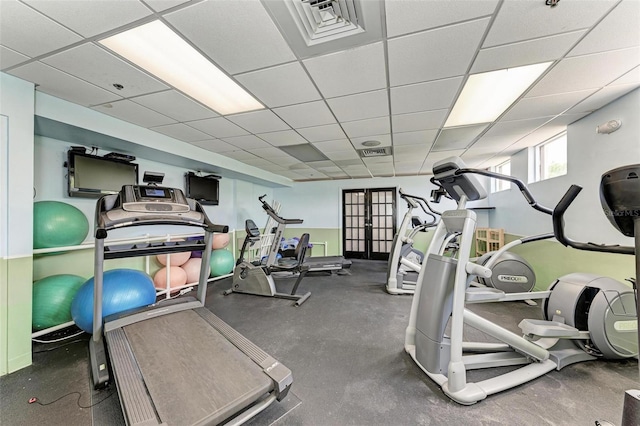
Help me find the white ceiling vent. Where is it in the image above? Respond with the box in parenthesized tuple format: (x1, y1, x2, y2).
(261, 0, 383, 58)
(294, 0, 362, 45)
(358, 147, 392, 158)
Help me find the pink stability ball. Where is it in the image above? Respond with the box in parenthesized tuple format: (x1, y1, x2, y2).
(181, 257, 211, 284)
(212, 233, 230, 249)
(156, 251, 191, 267)
(153, 266, 187, 293)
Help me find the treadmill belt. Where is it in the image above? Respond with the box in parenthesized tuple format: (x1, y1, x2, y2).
(123, 309, 272, 425)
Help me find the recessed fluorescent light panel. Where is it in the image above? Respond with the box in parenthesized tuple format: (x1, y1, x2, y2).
(444, 62, 552, 128)
(100, 21, 263, 115)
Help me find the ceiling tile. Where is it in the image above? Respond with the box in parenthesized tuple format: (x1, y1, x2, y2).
(392, 130, 438, 147)
(390, 77, 463, 115)
(569, 83, 640, 114)
(502, 89, 597, 121)
(227, 109, 289, 133)
(235, 62, 321, 108)
(186, 117, 250, 138)
(297, 124, 346, 142)
(189, 139, 236, 153)
(0, 45, 30, 70)
(92, 99, 176, 127)
(386, 0, 498, 38)
(432, 124, 489, 152)
(150, 123, 210, 142)
(257, 130, 308, 146)
(222, 135, 272, 150)
(421, 150, 466, 173)
(479, 116, 552, 144)
(327, 90, 389, 122)
(471, 31, 586, 74)
(569, 1, 640, 57)
(0, 0, 82, 57)
(350, 134, 392, 148)
(23, 0, 152, 38)
(388, 19, 490, 87)
(144, 0, 190, 12)
(394, 144, 430, 158)
(165, 0, 296, 74)
(483, 0, 616, 48)
(313, 139, 353, 152)
(132, 90, 218, 122)
(527, 47, 640, 97)
(248, 147, 290, 160)
(273, 101, 336, 128)
(342, 117, 390, 138)
(324, 150, 360, 161)
(392, 109, 448, 133)
(223, 150, 259, 161)
(302, 42, 386, 98)
(612, 66, 640, 85)
(9, 61, 120, 106)
(42, 43, 168, 97)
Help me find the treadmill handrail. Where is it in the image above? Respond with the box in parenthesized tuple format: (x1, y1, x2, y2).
(258, 194, 304, 225)
(553, 184, 634, 255)
(95, 193, 228, 238)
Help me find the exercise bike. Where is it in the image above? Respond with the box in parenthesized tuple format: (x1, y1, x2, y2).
(404, 156, 638, 405)
(224, 202, 312, 306)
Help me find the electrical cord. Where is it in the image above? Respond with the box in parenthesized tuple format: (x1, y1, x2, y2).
(32, 338, 86, 354)
(32, 330, 85, 344)
(28, 389, 115, 409)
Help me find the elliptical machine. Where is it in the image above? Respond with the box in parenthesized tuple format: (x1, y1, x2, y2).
(386, 189, 439, 295)
(552, 164, 639, 426)
(404, 156, 637, 405)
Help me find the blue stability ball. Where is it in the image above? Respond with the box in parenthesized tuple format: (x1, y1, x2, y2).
(71, 269, 156, 333)
(32, 274, 86, 331)
(209, 249, 235, 277)
(33, 201, 89, 249)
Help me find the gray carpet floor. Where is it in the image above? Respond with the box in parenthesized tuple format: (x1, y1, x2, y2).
(0, 259, 637, 425)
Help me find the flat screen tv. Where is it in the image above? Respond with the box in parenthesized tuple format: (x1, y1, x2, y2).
(185, 172, 220, 205)
(67, 150, 138, 198)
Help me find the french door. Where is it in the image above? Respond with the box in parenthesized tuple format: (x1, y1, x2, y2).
(342, 188, 396, 260)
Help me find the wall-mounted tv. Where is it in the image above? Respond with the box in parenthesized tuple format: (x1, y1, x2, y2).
(67, 150, 138, 198)
(185, 172, 220, 205)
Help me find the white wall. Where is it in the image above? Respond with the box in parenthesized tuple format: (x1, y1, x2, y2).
(33, 136, 274, 236)
(489, 88, 640, 246)
(274, 174, 489, 229)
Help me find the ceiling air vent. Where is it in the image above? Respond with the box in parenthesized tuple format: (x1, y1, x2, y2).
(358, 147, 392, 158)
(261, 0, 383, 58)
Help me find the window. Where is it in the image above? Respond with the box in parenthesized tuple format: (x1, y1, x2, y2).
(535, 133, 567, 181)
(491, 160, 511, 192)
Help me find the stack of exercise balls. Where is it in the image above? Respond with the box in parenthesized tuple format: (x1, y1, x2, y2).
(32, 201, 90, 331)
(152, 233, 234, 294)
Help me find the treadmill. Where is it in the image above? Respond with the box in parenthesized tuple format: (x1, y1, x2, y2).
(89, 185, 292, 425)
(259, 195, 352, 273)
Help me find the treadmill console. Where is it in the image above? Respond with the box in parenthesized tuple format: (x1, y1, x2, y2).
(121, 185, 190, 213)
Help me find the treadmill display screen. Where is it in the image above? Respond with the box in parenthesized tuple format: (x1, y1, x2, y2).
(142, 187, 170, 198)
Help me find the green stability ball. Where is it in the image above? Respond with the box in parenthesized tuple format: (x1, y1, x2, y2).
(32, 274, 86, 331)
(33, 201, 89, 249)
(209, 249, 235, 277)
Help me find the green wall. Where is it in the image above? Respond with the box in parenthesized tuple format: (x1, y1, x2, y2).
(505, 234, 635, 291)
(1, 257, 33, 374)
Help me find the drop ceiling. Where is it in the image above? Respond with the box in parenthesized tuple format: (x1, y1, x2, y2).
(1, 0, 639, 182)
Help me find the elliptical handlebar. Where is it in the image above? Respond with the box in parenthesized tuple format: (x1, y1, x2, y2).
(553, 185, 634, 255)
(454, 168, 553, 215)
(258, 194, 304, 225)
(399, 188, 442, 220)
